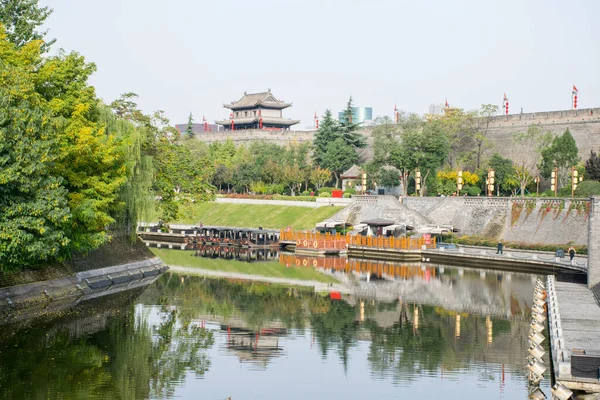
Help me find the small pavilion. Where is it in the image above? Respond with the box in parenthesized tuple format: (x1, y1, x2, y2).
(341, 165, 362, 191)
(216, 89, 300, 130)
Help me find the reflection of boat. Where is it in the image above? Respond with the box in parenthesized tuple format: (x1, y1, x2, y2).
(220, 325, 285, 368)
(138, 224, 281, 250)
(195, 246, 280, 262)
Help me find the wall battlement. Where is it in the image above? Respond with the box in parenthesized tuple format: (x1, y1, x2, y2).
(489, 107, 600, 128)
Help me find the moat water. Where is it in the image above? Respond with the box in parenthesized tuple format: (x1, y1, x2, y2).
(0, 256, 551, 399)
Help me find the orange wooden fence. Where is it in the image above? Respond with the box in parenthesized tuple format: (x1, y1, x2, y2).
(280, 230, 437, 251)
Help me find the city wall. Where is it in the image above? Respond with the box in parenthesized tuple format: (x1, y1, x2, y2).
(402, 196, 590, 246)
(196, 107, 600, 162)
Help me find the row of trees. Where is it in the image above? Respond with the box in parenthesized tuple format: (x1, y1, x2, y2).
(206, 140, 331, 196)
(365, 105, 598, 197)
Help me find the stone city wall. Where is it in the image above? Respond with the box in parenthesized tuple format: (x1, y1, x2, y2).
(196, 107, 600, 163)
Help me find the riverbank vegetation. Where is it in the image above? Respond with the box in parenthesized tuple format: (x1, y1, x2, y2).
(150, 249, 337, 283)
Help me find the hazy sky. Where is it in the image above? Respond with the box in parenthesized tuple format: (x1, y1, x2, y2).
(40, 0, 599, 128)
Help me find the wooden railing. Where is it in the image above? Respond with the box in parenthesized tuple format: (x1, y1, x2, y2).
(280, 230, 437, 251)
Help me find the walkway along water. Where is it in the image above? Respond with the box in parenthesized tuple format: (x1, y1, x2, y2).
(279, 230, 587, 274)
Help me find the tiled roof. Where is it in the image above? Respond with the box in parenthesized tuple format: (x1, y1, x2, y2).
(224, 90, 291, 110)
(215, 116, 300, 126)
(341, 164, 362, 178)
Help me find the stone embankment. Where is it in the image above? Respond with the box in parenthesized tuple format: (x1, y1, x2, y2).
(0, 238, 168, 325)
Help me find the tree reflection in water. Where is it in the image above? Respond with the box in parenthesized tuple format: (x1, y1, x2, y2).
(0, 270, 534, 398)
(0, 290, 214, 399)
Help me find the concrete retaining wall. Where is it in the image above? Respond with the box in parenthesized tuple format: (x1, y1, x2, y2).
(0, 257, 168, 325)
(400, 196, 589, 245)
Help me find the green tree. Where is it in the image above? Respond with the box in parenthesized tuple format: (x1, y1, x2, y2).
(434, 108, 476, 168)
(0, 0, 54, 49)
(585, 149, 600, 181)
(0, 85, 70, 268)
(539, 128, 580, 188)
(472, 104, 499, 169)
(389, 121, 449, 196)
(338, 96, 367, 148)
(313, 109, 340, 167)
(485, 154, 518, 196)
(281, 164, 305, 196)
(185, 112, 194, 139)
(320, 138, 358, 188)
(512, 125, 553, 197)
(370, 116, 401, 170)
(310, 168, 332, 190)
(378, 168, 401, 189)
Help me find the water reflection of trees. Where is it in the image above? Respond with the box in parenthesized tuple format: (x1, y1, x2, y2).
(147, 274, 525, 379)
(0, 273, 529, 397)
(0, 292, 214, 399)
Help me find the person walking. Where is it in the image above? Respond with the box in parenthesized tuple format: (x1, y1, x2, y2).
(496, 240, 503, 255)
(568, 245, 576, 261)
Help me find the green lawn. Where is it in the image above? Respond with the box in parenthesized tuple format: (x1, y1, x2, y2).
(172, 202, 341, 230)
(151, 248, 338, 283)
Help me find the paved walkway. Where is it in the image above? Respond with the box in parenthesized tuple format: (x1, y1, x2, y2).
(548, 276, 600, 392)
(436, 245, 588, 271)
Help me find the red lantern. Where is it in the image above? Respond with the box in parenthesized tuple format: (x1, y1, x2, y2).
(315, 118, 319, 129)
(231, 119, 234, 130)
(505, 102, 509, 115)
(574, 95, 578, 109)
(259, 117, 263, 129)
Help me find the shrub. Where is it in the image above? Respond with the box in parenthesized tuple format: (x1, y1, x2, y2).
(319, 192, 332, 198)
(318, 187, 334, 195)
(343, 193, 352, 198)
(301, 190, 311, 196)
(250, 181, 268, 195)
(574, 180, 600, 197)
(467, 186, 482, 196)
(344, 187, 356, 195)
(267, 184, 285, 195)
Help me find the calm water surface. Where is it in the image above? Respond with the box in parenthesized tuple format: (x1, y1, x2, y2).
(0, 257, 550, 399)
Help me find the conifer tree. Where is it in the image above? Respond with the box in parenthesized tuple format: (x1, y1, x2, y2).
(338, 96, 367, 148)
(312, 110, 340, 167)
(185, 112, 195, 139)
(585, 149, 600, 181)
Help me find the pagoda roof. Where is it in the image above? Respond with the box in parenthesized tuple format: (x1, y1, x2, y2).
(215, 116, 300, 127)
(341, 165, 362, 179)
(224, 90, 292, 110)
